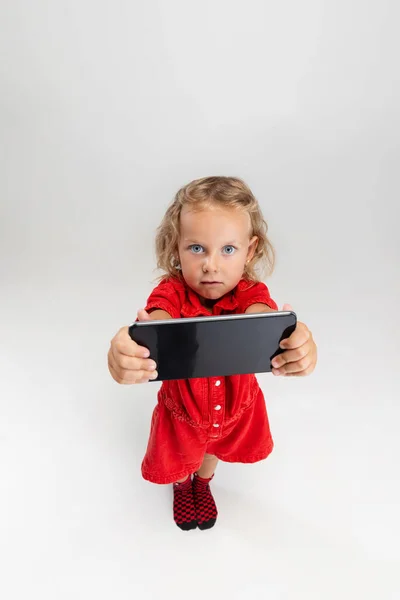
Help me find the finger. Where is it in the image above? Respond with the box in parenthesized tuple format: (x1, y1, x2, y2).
(137, 308, 151, 322)
(109, 357, 158, 384)
(282, 303, 294, 312)
(136, 372, 159, 384)
(113, 338, 150, 359)
(283, 365, 315, 377)
(280, 324, 310, 350)
(108, 358, 136, 385)
(271, 346, 308, 369)
(272, 355, 312, 375)
(116, 353, 157, 372)
(108, 348, 156, 382)
(111, 327, 150, 358)
(136, 370, 158, 383)
(122, 366, 158, 383)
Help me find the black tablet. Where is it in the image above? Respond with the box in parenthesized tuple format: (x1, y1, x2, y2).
(128, 311, 296, 381)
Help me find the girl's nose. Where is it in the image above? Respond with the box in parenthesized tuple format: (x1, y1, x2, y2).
(203, 254, 219, 272)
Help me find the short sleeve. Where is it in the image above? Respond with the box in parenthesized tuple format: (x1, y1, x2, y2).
(144, 279, 182, 319)
(236, 281, 278, 313)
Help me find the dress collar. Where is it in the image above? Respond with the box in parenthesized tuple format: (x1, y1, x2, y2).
(176, 277, 255, 317)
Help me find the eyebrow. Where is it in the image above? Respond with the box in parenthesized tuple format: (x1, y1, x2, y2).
(184, 239, 241, 245)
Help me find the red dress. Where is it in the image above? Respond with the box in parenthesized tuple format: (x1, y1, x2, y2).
(141, 276, 278, 484)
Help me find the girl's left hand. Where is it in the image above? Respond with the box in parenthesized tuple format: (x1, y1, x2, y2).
(271, 304, 317, 377)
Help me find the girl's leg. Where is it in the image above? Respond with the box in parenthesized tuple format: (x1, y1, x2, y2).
(173, 473, 197, 531)
(193, 454, 219, 530)
(174, 452, 218, 485)
(176, 475, 190, 483)
(196, 453, 219, 478)
(172, 455, 219, 531)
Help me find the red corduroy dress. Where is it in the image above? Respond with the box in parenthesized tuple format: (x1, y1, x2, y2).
(140, 276, 278, 484)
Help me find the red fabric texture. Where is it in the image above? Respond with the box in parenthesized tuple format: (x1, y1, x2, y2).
(141, 276, 278, 484)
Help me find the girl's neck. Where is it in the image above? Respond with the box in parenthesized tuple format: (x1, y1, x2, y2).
(199, 296, 217, 311)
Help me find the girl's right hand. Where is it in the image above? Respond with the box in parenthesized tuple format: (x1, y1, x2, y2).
(108, 310, 158, 384)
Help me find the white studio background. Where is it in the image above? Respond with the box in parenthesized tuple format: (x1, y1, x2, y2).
(1, 1, 399, 599)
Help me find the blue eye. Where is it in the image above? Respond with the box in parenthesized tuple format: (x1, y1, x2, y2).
(189, 244, 204, 254)
(223, 245, 236, 255)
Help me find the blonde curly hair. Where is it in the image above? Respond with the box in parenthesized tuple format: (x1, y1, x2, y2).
(154, 176, 275, 283)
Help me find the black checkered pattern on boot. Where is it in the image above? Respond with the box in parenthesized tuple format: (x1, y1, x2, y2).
(173, 475, 197, 531)
(192, 472, 218, 530)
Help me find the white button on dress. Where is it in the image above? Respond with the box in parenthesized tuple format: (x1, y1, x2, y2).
(215, 380, 221, 386)
(214, 405, 222, 411)
(213, 423, 220, 428)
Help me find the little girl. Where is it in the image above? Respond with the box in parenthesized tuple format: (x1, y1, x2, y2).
(108, 176, 317, 531)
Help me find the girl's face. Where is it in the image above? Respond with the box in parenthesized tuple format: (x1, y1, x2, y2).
(177, 205, 258, 306)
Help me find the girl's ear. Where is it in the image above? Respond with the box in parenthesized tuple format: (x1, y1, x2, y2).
(247, 235, 259, 262)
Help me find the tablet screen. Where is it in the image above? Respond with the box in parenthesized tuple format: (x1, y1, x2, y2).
(129, 312, 296, 381)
